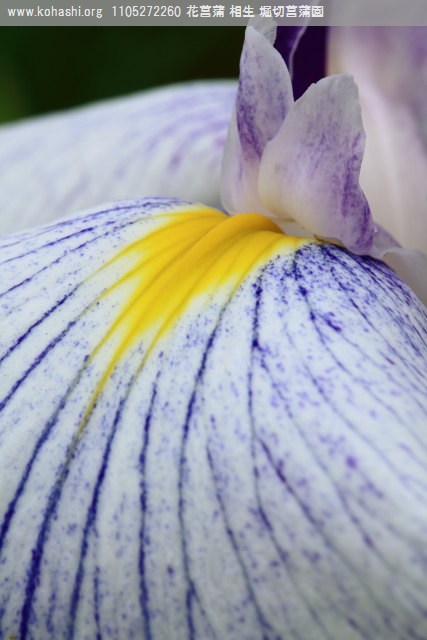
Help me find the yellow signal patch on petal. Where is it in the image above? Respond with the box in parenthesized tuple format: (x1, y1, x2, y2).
(2, 199, 427, 640)
(80, 206, 311, 432)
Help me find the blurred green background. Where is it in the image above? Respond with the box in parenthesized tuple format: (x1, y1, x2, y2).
(0, 27, 244, 125)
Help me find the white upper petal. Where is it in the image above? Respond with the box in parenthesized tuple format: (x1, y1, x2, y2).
(0, 81, 236, 235)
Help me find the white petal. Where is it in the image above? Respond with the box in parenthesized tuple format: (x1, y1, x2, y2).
(0, 82, 236, 235)
(1, 201, 427, 639)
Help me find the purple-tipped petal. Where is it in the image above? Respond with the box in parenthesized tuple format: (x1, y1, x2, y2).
(221, 20, 293, 213)
(329, 27, 427, 253)
(259, 74, 375, 254)
(236, 19, 293, 163)
(0, 82, 236, 235)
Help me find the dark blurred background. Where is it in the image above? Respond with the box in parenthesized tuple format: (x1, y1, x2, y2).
(0, 27, 244, 125)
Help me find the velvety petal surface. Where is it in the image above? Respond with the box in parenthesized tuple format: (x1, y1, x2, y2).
(0, 81, 236, 235)
(221, 20, 293, 214)
(259, 74, 375, 254)
(328, 27, 427, 254)
(1, 198, 427, 639)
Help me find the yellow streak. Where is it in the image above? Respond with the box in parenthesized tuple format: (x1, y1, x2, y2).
(77, 208, 311, 434)
(90, 209, 223, 360)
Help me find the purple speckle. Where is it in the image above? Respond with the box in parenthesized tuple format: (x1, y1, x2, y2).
(346, 456, 358, 469)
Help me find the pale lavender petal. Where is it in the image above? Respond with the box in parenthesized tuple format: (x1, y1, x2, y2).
(0, 82, 236, 235)
(259, 74, 375, 253)
(221, 20, 293, 213)
(236, 18, 291, 163)
(328, 27, 427, 253)
(381, 247, 427, 306)
(366, 224, 427, 305)
(1, 198, 427, 638)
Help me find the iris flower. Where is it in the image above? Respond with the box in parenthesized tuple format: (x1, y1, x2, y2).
(0, 20, 426, 640)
